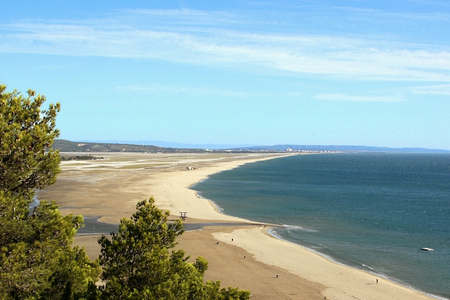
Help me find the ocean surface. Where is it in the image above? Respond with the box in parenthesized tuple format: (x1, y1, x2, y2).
(192, 153, 450, 299)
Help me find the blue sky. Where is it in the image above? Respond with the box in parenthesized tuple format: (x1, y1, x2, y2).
(2, 0, 450, 149)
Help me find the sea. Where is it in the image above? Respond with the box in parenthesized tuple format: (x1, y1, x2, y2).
(192, 153, 450, 299)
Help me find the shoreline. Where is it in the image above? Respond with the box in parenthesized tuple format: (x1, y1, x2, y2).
(142, 153, 293, 223)
(40, 152, 442, 299)
(170, 154, 437, 300)
(263, 227, 446, 300)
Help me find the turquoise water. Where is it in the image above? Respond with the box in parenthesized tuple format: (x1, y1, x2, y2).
(193, 153, 450, 299)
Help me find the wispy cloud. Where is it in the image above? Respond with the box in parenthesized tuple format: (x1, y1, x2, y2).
(1, 9, 450, 82)
(407, 0, 450, 8)
(120, 8, 243, 26)
(116, 84, 258, 98)
(116, 84, 302, 98)
(315, 93, 404, 103)
(333, 6, 450, 22)
(412, 84, 450, 96)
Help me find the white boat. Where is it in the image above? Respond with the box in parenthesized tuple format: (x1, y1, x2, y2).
(420, 247, 434, 252)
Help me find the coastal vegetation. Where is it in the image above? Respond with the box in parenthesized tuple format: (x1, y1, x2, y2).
(53, 139, 206, 153)
(0, 84, 99, 298)
(60, 154, 104, 161)
(96, 198, 249, 299)
(0, 84, 249, 299)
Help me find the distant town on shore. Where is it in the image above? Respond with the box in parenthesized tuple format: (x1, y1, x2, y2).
(54, 139, 450, 154)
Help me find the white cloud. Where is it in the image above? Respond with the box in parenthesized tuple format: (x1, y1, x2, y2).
(315, 93, 404, 103)
(1, 9, 450, 82)
(412, 84, 450, 96)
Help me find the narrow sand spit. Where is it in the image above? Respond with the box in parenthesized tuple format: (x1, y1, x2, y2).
(142, 155, 287, 221)
(40, 152, 435, 300)
(40, 153, 285, 224)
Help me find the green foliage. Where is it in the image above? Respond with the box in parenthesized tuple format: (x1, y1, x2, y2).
(97, 198, 250, 300)
(0, 84, 99, 299)
(53, 139, 207, 153)
(0, 192, 100, 299)
(0, 84, 60, 199)
(0, 84, 249, 299)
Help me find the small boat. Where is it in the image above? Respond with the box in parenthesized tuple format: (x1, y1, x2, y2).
(420, 247, 434, 252)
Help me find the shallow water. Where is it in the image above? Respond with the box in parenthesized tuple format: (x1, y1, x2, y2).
(77, 217, 257, 235)
(193, 153, 450, 299)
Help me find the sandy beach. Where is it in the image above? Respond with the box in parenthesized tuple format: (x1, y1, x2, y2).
(39, 152, 435, 300)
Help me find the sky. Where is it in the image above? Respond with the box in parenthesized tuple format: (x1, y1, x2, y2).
(1, 0, 450, 149)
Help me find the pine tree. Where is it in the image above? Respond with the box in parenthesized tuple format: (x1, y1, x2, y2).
(0, 84, 99, 299)
(97, 198, 250, 300)
(0, 85, 60, 198)
(0, 84, 250, 299)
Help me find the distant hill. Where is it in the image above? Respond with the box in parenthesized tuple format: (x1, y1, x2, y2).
(53, 140, 450, 154)
(83, 139, 253, 150)
(228, 144, 450, 153)
(53, 139, 206, 153)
